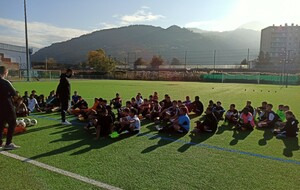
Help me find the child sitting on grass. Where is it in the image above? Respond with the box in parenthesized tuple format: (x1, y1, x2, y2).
(14, 96, 29, 117)
(237, 107, 255, 131)
(276, 104, 286, 123)
(274, 111, 299, 138)
(157, 107, 190, 134)
(213, 101, 225, 121)
(257, 104, 279, 128)
(71, 96, 88, 115)
(275, 105, 291, 129)
(110, 93, 122, 109)
(95, 108, 114, 140)
(191, 96, 204, 116)
(255, 101, 267, 121)
(192, 107, 218, 134)
(159, 100, 179, 121)
(171, 107, 190, 133)
(224, 104, 238, 125)
(148, 100, 161, 120)
(113, 108, 140, 136)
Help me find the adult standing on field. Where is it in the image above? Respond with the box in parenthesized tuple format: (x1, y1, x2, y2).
(0, 66, 20, 150)
(56, 68, 73, 125)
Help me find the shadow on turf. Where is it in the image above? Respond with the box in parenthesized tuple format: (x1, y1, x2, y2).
(280, 137, 300, 157)
(24, 124, 62, 134)
(177, 132, 214, 153)
(229, 129, 253, 146)
(257, 128, 274, 146)
(215, 124, 233, 135)
(140, 132, 186, 154)
(256, 128, 300, 157)
(28, 123, 138, 160)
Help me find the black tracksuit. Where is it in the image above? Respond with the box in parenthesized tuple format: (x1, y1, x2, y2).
(0, 77, 17, 145)
(56, 74, 71, 122)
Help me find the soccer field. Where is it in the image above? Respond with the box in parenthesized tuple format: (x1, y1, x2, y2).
(1, 80, 300, 189)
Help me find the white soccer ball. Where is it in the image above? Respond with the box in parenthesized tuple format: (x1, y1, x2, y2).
(17, 118, 24, 122)
(30, 119, 38, 126)
(18, 121, 26, 128)
(24, 118, 31, 126)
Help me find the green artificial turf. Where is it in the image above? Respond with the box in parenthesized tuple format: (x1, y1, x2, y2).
(0, 80, 299, 189)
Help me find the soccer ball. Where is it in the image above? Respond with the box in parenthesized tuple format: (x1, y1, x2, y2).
(24, 118, 31, 126)
(16, 118, 24, 123)
(18, 121, 26, 128)
(30, 119, 38, 126)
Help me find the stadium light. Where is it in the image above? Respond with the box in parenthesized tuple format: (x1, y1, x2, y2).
(24, 0, 30, 81)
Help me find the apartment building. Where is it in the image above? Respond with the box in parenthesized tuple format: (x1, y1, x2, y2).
(260, 24, 300, 65)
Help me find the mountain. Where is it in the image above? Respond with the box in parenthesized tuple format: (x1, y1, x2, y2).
(238, 21, 268, 31)
(31, 25, 261, 64)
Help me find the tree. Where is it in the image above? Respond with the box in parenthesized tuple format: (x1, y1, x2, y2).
(257, 51, 265, 65)
(240, 58, 247, 65)
(46, 57, 57, 69)
(257, 51, 271, 65)
(150, 55, 164, 69)
(79, 61, 88, 71)
(87, 49, 115, 73)
(134, 57, 147, 70)
(171, 57, 181, 65)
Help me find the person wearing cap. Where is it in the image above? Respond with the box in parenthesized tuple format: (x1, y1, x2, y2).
(56, 68, 73, 125)
(0, 66, 20, 150)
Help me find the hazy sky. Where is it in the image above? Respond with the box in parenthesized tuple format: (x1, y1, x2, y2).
(1, 0, 300, 48)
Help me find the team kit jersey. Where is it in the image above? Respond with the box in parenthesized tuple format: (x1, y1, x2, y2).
(178, 114, 190, 132)
(130, 115, 141, 131)
(27, 98, 38, 112)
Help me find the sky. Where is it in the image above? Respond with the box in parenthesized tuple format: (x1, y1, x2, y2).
(1, 0, 300, 49)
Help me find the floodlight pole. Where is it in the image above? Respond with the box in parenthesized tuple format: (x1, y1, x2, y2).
(184, 51, 187, 70)
(213, 50, 216, 70)
(24, 0, 30, 81)
(285, 50, 294, 88)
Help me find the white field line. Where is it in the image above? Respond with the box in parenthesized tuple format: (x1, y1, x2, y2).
(0, 151, 123, 190)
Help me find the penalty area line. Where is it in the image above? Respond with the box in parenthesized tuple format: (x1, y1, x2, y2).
(0, 151, 122, 190)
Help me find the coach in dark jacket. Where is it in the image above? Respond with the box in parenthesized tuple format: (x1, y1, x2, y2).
(0, 66, 20, 150)
(56, 69, 73, 125)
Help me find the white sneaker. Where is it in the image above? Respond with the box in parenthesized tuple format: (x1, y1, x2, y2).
(61, 121, 72, 125)
(3, 143, 20, 150)
(155, 125, 162, 131)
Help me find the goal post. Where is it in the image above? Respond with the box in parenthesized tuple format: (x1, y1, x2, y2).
(8, 69, 61, 81)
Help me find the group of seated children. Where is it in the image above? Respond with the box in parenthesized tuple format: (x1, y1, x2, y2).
(69, 92, 298, 139)
(73, 92, 208, 138)
(13, 90, 60, 117)
(81, 97, 139, 140)
(14, 88, 98, 117)
(223, 100, 298, 138)
(16, 89, 298, 140)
